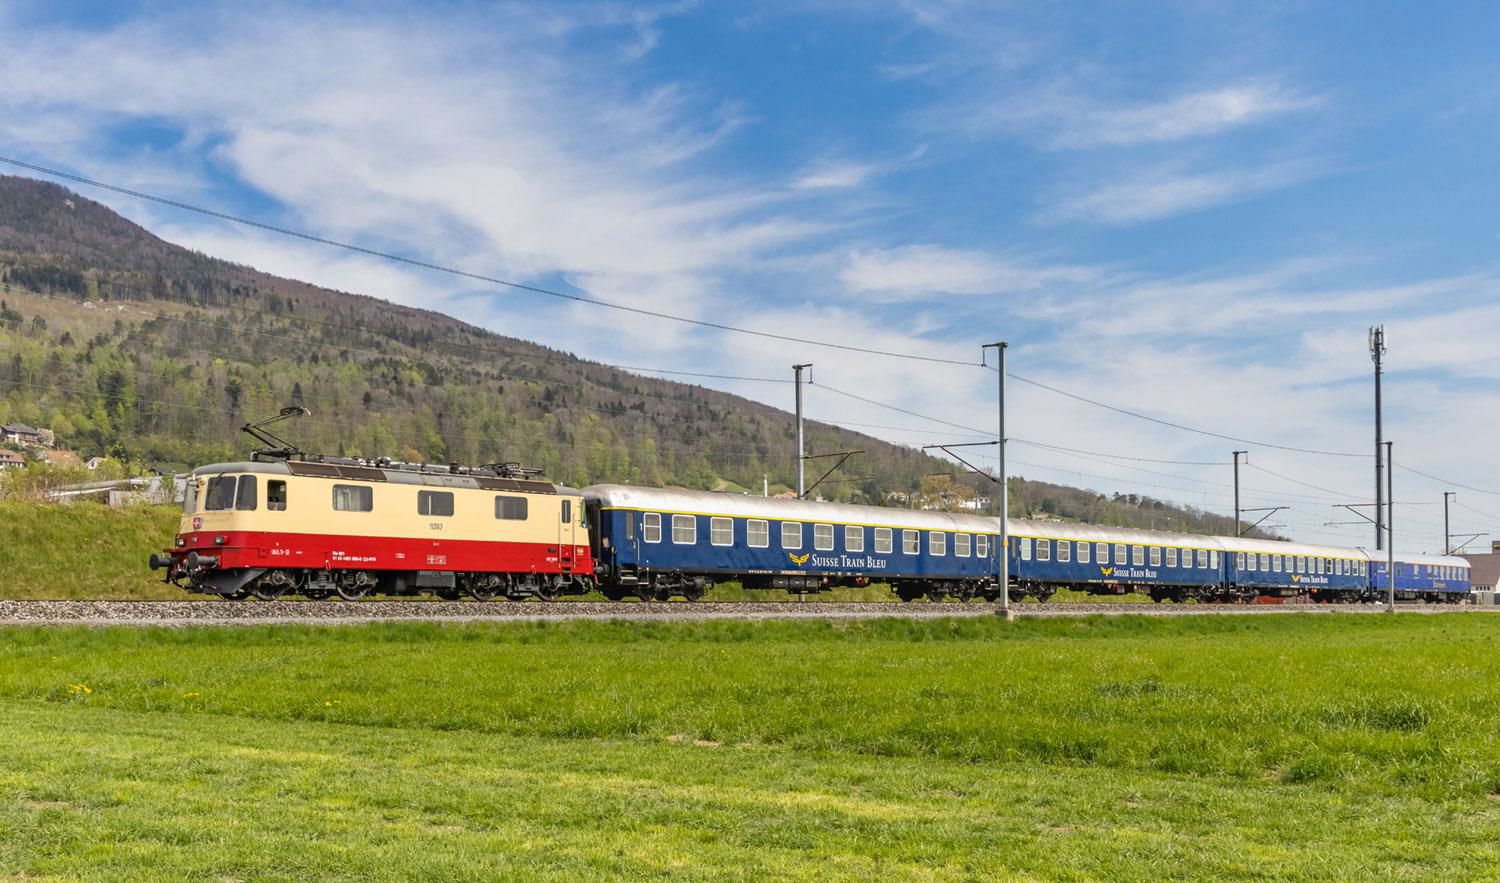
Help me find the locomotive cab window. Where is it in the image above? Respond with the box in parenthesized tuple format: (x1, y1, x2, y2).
(672, 514, 696, 545)
(495, 496, 528, 521)
(782, 522, 803, 550)
(643, 512, 661, 543)
(814, 524, 834, 551)
(332, 484, 373, 512)
(418, 490, 454, 517)
(204, 476, 238, 511)
(875, 528, 893, 554)
(711, 517, 733, 547)
(902, 530, 919, 555)
(747, 519, 769, 549)
(845, 526, 865, 553)
(560, 500, 572, 524)
(267, 480, 287, 512)
(234, 475, 257, 511)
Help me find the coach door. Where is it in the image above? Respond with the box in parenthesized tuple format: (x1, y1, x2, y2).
(558, 497, 578, 575)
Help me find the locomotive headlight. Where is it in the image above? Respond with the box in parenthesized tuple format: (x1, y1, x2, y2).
(215, 536, 226, 545)
(176, 536, 186, 547)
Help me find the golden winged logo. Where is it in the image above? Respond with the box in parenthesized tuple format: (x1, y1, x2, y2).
(1099, 566, 1113, 577)
(788, 552, 811, 566)
(1291, 575, 1300, 583)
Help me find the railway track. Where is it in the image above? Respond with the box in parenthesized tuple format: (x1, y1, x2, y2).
(0, 599, 1484, 627)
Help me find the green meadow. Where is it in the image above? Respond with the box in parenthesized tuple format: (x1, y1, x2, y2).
(1, 614, 1498, 879)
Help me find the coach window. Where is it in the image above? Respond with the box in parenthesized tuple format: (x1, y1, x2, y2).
(1167, 548, 1179, 567)
(1246, 553, 1256, 572)
(332, 484, 373, 512)
(955, 533, 971, 558)
(1146, 546, 1159, 567)
(1035, 538, 1049, 561)
(711, 517, 734, 547)
(930, 532, 947, 556)
(235, 475, 258, 511)
(1199, 550, 1210, 569)
(1235, 552, 1245, 570)
(846, 526, 865, 553)
(903, 530, 920, 555)
(643, 512, 662, 543)
(1131, 545, 1145, 566)
(495, 496, 528, 521)
(1089, 542, 1102, 564)
(1077, 541, 1089, 564)
(875, 527, 893, 554)
(1210, 551, 1219, 569)
(783, 521, 804, 550)
(1114, 544, 1127, 566)
(975, 534, 989, 558)
(815, 524, 835, 551)
(1020, 537, 1032, 560)
(1271, 555, 1281, 573)
(204, 476, 237, 511)
(671, 514, 696, 545)
(418, 490, 455, 517)
(1057, 540, 1070, 563)
(747, 519, 769, 549)
(266, 480, 287, 512)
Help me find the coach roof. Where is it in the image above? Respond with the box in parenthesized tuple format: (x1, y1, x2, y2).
(584, 484, 997, 533)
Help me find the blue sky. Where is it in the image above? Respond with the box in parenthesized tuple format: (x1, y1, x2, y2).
(3, 1, 1498, 550)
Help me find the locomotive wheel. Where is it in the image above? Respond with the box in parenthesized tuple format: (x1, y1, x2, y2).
(470, 585, 499, 601)
(335, 585, 369, 601)
(304, 590, 333, 601)
(250, 585, 285, 601)
(221, 590, 250, 601)
(534, 582, 562, 603)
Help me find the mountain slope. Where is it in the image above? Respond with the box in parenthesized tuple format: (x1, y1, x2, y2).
(0, 173, 1274, 536)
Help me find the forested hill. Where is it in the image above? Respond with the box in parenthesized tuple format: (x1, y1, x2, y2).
(0, 174, 1271, 535)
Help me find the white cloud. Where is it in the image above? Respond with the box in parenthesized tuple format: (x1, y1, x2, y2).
(1041, 83, 1322, 150)
(839, 244, 1100, 300)
(1040, 160, 1318, 225)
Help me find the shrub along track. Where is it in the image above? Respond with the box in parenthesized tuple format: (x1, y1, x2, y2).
(0, 598, 1483, 627)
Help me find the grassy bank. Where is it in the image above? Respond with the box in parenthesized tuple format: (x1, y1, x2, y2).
(1, 615, 1497, 878)
(0, 501, 181, 599)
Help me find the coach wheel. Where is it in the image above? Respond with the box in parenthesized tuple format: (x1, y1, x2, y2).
(895, 586, 924, 603)
(681, 584, 705, 603)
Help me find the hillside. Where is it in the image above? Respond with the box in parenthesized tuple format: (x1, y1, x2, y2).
(0, 173, 1274, 536)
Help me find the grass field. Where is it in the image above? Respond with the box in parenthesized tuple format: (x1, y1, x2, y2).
(2, 614, 1498, 879)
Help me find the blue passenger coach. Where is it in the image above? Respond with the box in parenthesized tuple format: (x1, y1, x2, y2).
(1009, 521, 1229, 602)
(1369, 553, 1471, 603)
(1219, 537, 1369, 602)
(583, 484, 999, 601)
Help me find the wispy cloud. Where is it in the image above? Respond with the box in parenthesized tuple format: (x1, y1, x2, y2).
(931, 81, 1321, 150)
(840, 244, 1100, 300)
(1039, 160, 1320, 225)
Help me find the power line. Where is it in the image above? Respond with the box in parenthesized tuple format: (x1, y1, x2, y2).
(0, 155, 979, 367)
(1004, 371, 1370, 458)
(1011, 438, 1222, 466)
(1397, 463, 1500, 498)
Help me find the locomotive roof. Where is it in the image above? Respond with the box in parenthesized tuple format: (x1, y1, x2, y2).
(191, 460, 561, 494)
(583, 484, 998, 532)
